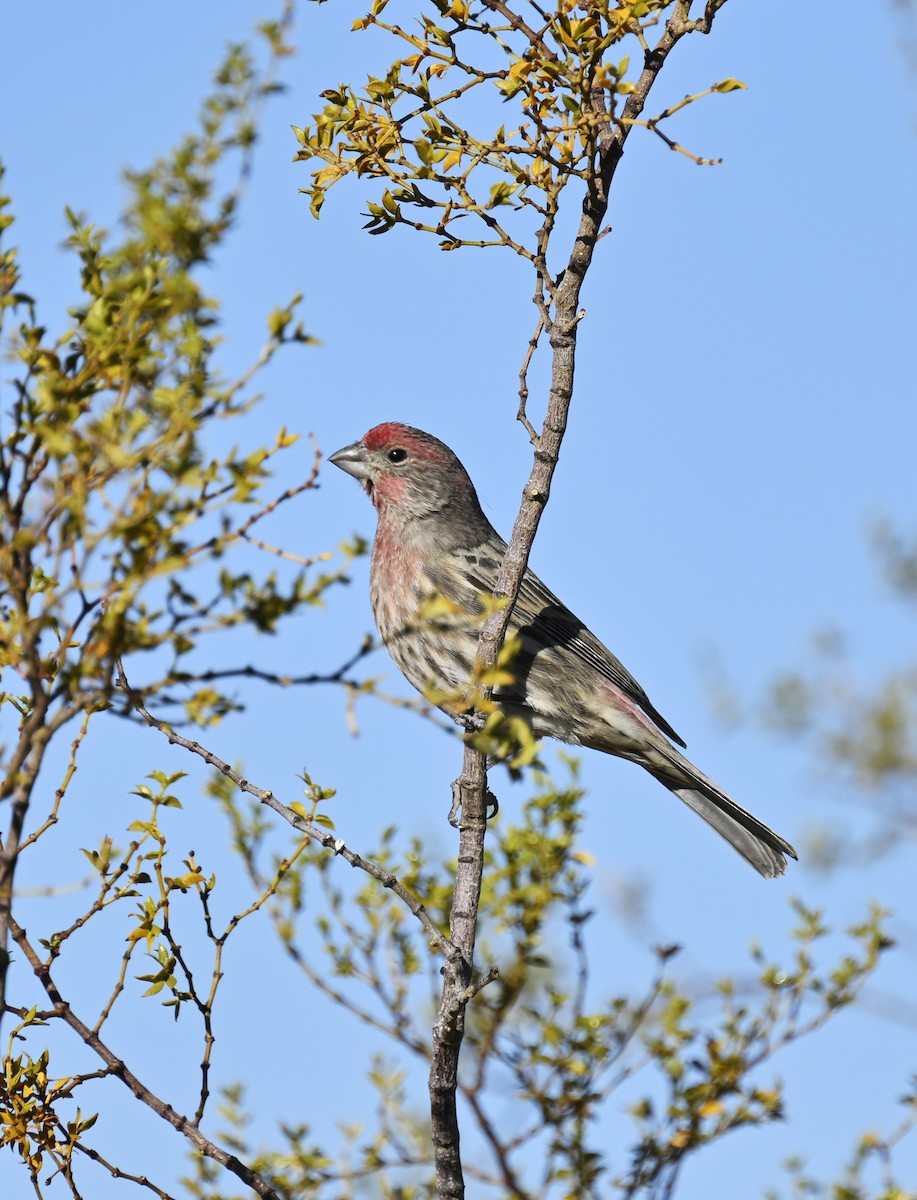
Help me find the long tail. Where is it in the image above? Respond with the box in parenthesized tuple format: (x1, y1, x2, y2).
(650, 745, 797, 879)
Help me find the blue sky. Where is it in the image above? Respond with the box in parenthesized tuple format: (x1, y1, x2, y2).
(3, 2, 917, 1197)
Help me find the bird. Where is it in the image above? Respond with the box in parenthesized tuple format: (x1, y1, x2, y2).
(330, 422, 797, 878)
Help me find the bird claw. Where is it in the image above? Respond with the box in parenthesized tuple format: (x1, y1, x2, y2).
(448, 783, 499, 828)
(451, 709, 487, 734)
(448, 783, 462, 828)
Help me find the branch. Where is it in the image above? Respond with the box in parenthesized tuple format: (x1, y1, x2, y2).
(115, 661, 457, 962)
(427, 6, 732, 1195)
(71, 1141, 177, 1200)
(164, 636, 378, 689)
(430, 769, 498, 1197)
(480, 0, 722, 686)
(517, 314, 545, 442)
(476, 0, 558, 62)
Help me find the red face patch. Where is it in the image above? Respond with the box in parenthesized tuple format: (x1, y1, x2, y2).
(362, 423, 451, 468)
(373, 473, 407, 505)
(363, 422, 410, 451)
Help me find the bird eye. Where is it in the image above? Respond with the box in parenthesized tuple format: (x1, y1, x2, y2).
(387, 447, 408, 463)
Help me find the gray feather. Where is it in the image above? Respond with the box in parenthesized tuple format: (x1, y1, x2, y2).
(670, 788, 794, 878)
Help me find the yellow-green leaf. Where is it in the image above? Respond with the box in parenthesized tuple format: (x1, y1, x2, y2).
(713, 78, 747, 93)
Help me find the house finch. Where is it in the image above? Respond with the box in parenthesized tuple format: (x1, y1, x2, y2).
(330, 422, 796, 878)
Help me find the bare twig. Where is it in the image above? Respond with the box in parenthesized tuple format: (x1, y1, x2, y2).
(71, 1141, 177, 1200)
(477, 0, 558, 62)
(163, 637, 378, 689)
(517, 314, 545, 442)
(277, 932, 429, 1057)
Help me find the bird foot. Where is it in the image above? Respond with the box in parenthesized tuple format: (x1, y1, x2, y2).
(451, 708, 487, 734)
(448, 783, 499, 828)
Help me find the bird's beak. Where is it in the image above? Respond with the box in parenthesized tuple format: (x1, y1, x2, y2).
(329, 440, 370, 483)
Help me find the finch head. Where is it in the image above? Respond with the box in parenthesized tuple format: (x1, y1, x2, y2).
(329, 423, 483, 528)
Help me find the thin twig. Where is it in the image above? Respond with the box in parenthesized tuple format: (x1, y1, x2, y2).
(477, 0, 558, 62)
(517, 315, 545, 442)
(115, 660, 457, 962)
(70, 1141, 177, 1200)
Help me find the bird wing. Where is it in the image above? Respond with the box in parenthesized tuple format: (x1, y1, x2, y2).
(430, 543, 687, 749)
(514, 572, 687, 748)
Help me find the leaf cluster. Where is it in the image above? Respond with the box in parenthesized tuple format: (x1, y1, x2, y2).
(294, 0, 742, 258)
(0, 88, 324, 738)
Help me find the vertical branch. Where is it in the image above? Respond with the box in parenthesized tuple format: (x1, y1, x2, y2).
(429, 752, 488, 1199)
(427, 6, 730, 1196)
(0, 695, 63, 1031)
(479, 9, 706, 669)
